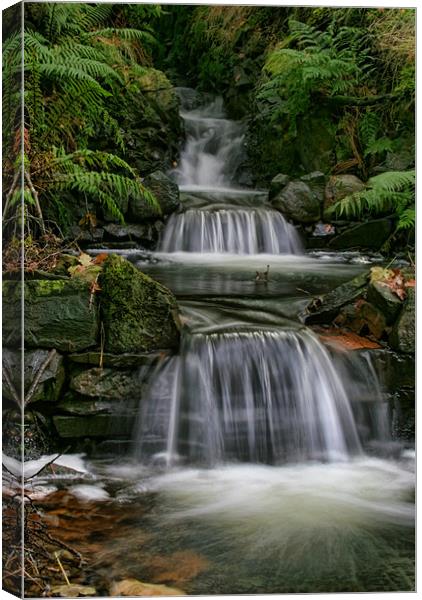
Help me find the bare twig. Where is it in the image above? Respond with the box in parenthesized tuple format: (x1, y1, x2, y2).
(3, 167, 21, 220)
(54, 552, 70, 585)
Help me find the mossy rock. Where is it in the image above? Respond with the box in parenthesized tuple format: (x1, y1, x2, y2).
(100, 255, 181, 353)
(130, 170, 180, 220)
(136, 68, 179, 116)
(3, 279, 99, 352)
(53, 414, 134, 438)
(70, 367, 141, 400)
(304, 271, 369, 325)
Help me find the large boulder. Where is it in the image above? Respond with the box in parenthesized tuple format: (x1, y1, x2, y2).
(269, 174, 290, 200)
(100, 255, 181, 353)
(3, 279, 99, 352)
(389, 288, 415, 353)
(324, 174, 366, 209)
(130, 171, 180, 220)
(328, 218, 394, 250)
(2, 348, 65, 404)
(271, 180, 321, 224)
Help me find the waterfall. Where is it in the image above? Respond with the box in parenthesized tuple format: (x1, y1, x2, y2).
(159, 208, 302, 254)
(161, 95, 303, 254)
(174, 97, 245, 189)
(135, 328, 369, 466)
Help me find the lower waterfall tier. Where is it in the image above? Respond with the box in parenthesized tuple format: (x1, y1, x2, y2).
(134, 328, 388, 466)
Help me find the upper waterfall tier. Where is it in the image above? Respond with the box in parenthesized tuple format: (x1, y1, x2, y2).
(173, 97, 245, 189)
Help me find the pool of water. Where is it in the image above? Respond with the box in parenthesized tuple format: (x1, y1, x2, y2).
(38, 455, 415, 594)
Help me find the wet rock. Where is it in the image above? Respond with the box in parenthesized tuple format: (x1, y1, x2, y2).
(68, 351, 165, 368)
(131, 170, 180, 220)
(70, 367, 140, 399)
(3, 279, 98, 352)
(325, 174, 365, 208)
(100, 255, 181, 353)
(53, 415, 134, 438)
(389, 288, 415, 353)
(359, 349, 415, 392)
(271, 180, 321, 224)
(68, 225, 104, 243)
(300, 171, 326, 203)
(3, 348, 65, 404)
(304, 271, 369, 325)
(334, 300, 387, 339)
(269, 173, 290, 200)
(57, 391, 140, 416)
(110, 579, 186, 597)
(391, 389, 415, 442)
(103, 222, 164, 245)
(367, 281, 403, 324)
(328, 218, 393, 250)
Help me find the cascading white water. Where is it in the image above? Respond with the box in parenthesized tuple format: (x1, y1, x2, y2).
(161, 94, 303, 254)
(174, 97, 245, 189)
(159, 208, 302, 253)
(135, 328, 370, 466)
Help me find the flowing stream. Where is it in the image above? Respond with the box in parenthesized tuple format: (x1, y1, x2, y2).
(55, 92, 414, 593)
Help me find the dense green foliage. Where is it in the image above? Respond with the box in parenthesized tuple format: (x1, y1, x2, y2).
(159, 5, 415, 239)
(3, 4, 415, 244)
(3, 3, 165, 235)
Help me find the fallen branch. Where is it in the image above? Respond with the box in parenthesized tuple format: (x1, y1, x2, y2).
(24, 170, 46, 236)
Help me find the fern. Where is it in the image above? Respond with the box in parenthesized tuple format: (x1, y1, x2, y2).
(258, 20, 361, 135)
(42, 148, 160, 225)
(330, 170, 415, 233)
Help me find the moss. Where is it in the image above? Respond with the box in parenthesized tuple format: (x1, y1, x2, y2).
(100, 255, 180, 353)
(3, 278, 99, 351)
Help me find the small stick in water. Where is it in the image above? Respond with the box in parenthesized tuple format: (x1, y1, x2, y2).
(255, 265, 270, 283)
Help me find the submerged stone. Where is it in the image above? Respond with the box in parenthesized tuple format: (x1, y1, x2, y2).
(100, 255, 181, 353)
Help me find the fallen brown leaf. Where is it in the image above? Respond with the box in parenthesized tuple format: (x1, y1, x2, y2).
(110, 578, 186, 597)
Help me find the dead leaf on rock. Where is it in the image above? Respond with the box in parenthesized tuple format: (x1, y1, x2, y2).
(51, 584, 97, 597)
(110, 578, 186, 597)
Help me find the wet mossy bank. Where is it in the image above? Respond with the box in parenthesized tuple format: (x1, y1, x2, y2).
(2, 255, 181, 458)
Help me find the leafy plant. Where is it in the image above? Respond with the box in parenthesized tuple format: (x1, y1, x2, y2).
(3, 3, 160, 236)
(329, 169, 415, 231)
(257, 19, 364, 136)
